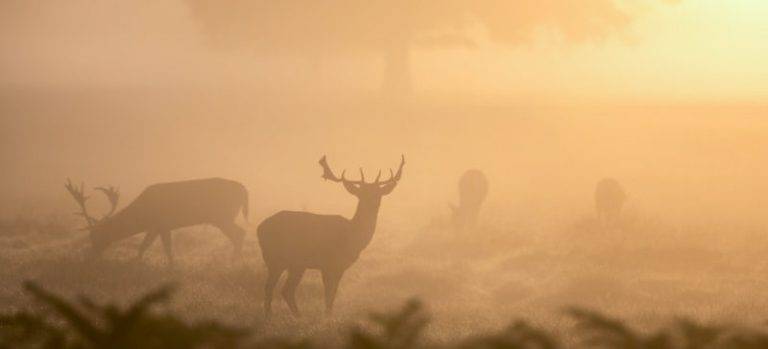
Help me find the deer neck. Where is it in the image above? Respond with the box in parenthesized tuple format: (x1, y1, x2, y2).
(350, 198, 381, 248)
(94, 210, 142, 245)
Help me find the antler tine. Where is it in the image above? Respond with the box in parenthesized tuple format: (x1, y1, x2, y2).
(65, 178, 96, 227)
(65, 179, 84, 206)
(95, 186, 120, 218)
(374, 170, 382, 183)
(318, 155, 367, 185)
(393, 154, 405, 181)
(319, 155, 343, 182)
(378, 155, 406, 184)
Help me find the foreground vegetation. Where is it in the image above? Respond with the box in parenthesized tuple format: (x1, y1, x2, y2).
(3, 203, 768, 348)
(3, 282, 768, 348)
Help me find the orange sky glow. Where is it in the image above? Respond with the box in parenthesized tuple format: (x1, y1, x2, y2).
(0, 0, 765, 105)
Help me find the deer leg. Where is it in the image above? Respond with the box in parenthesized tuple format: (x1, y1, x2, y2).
(264, 267, 284, 319)
(137, 231, 160, 260)
(159, 230, 174, 267)
(321, 269, 344, 315)
(282, 268, 305, 317)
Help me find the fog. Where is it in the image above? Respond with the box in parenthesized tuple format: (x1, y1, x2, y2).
(4, 101, 767, 228)
(1, 0, 768, 346)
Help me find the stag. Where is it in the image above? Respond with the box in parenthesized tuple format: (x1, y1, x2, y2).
(594, 177, 626, 228)
(257, 155, 405, 317)
(66, 178, 248, 265)
(450, 169, 489, 230)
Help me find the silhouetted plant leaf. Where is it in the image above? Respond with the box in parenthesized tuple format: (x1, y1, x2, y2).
(459, 320, 560, 349)
(0, 312, 67, 348)
(568, 307, 641, 349)
(0, 281, 247, 349)
(674, 318, 722, 349)
(10, 282, 768, 349)
(348, 298, 428, 349)
(23, 281, 104, 345)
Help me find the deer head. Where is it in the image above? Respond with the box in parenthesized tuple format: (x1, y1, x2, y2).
(319, 155, 405, 202)
(65, 178, 120, 231)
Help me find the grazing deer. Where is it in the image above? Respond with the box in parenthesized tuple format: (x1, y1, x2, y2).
(594, 177, 626, 229)
(257, 155, 405, 317)
(450, 169, 489, 230)
(66, 178, 248, 265)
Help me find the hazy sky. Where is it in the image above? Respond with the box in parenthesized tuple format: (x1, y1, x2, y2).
(418, 0, 768, 104)
(1, 1, 768, 235)
(1, 0, 765, 104)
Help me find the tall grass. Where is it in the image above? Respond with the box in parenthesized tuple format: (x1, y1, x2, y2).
(3, 283, 768, 348)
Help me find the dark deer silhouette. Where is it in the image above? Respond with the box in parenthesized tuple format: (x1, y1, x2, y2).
(450, 169, 489, 230)
(66, 178, 248, 266)
(257, 155, 405, 317)
(594, 178, 626, 228)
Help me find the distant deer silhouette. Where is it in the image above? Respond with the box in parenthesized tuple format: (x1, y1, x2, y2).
(594, 178, 626, 228)
(66, 178, 248, 266)
(450, 169, 488, 230)
(257, 155, 405, 317)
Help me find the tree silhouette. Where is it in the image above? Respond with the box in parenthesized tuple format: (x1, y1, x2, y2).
(186, 1, 673, 97)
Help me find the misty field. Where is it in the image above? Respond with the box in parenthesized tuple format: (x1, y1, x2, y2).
(3, 0, 768, 346)
(3, 88, 768, 349)
(3, 198, 768, 347)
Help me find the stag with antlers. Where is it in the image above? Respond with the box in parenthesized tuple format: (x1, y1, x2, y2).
(66, 178, 248, 266)
(257, 155, 405, 317)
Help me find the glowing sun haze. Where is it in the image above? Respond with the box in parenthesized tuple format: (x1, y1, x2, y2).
(0, 0, 765, 105)
(418, 0, 768, 104)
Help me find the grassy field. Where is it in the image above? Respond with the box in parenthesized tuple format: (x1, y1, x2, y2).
(3, 89, 768, 347)
(2, 202, 768, 347)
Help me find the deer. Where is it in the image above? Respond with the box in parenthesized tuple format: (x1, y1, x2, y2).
(65, 178, 248, 266)
(257, 155, 405, 318)
(450, 169, 489, 231)
(594, 177, 627, 229)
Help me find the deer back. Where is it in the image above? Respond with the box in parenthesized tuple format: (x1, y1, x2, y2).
(258, 211, 364, 269)
(92, 178, 248, 247)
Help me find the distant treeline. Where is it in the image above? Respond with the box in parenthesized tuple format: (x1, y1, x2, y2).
(2, 282, 767, 349)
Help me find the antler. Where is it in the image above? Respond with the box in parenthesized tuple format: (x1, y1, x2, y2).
(65, 179, 120, 228)
(65, 178, 97, 227)
(319, 155, 404, 185)
(319, 156, 365, 184)
(379, 155, 406, 184)
(95, 186, 120, 219)
(319, 156, 342, 182)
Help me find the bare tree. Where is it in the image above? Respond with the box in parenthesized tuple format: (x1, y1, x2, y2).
(66, 178, 248, 266)
(450, 169, 489, 231)
(257, 155, 405, 317)
(594, 177, 626, 229)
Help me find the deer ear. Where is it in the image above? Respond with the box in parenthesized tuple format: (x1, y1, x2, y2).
(378, 182, 398, 196)
(343, 182, 360, 195)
